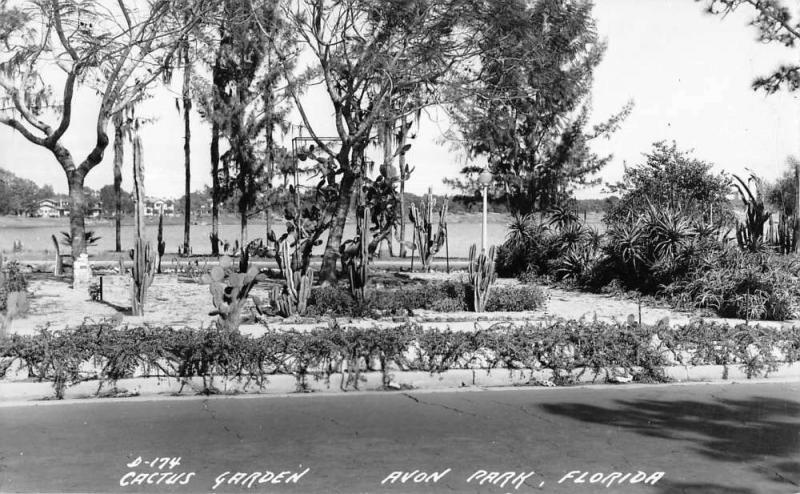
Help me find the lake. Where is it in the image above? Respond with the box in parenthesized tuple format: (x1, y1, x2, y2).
(0, 213, 516, 259)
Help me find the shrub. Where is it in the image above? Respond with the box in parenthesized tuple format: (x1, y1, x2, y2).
(308, 282, 546, 316)
(0, 260, 27, 312)
(605, 141, 732, 227)
(666, 249, 800, 321)
(308, 286, 356, 316)
(484, 285, 546, 311)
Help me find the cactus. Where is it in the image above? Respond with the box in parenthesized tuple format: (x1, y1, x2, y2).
(254, 240, 313, 317)
(130, 237, 156, 316)
(51, 234, 63, 276)
(202, 256, 261, 331)
(340, 205, 370, 302)
(408, 188, 448, 272)
(156, 213, 166, 273)
(468, 244, 496, 312)
(772, 212, 798, 254)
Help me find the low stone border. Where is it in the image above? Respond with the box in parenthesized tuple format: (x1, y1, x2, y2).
(2, 363, 799, 402)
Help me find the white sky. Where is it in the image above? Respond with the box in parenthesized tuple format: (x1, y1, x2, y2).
(1, 0, 798, 199)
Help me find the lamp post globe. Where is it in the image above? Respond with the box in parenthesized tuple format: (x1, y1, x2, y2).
(478, 169, 493, 187)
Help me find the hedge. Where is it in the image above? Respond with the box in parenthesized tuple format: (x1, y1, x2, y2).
(307, 281, 547, 317)
(2, 319, 799, 400)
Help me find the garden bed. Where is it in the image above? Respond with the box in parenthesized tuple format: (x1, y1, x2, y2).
(7, 272, 796, 337)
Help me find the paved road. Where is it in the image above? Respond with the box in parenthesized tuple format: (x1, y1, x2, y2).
(1, 381, 799, 494)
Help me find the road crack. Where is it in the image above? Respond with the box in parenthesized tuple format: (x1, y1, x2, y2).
(402, 393, 478, 417)
(202, 399, 244, 441)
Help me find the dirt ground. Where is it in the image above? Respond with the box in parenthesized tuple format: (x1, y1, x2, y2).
(6, 269, 790, 336)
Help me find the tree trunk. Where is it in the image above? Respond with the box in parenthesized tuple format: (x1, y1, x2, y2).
(67, 169, 87, 258)
(794, 161, 800, 250)
(399, 116, 408, 258)
(210, 121, 220, 256)
(183, 45, 192, 256)
(320, 169, 357, 283)
(113, 113, 124, 252)
(240, 207, 248, 255)
(264, 54, 274, 243)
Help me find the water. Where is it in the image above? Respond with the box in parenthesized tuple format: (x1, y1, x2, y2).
(0, 215, 512, 259)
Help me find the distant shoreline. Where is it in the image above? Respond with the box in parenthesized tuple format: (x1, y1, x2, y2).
(0, 211, 524, 229)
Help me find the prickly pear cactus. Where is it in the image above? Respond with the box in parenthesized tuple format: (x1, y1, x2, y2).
(468, 244, 496, 312)
(202, 256, 261, 331)
(131, 238, 156, 316)
(254, 240, 313, 317)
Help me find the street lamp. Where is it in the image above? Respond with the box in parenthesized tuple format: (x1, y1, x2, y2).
(477, 168, 493, 253)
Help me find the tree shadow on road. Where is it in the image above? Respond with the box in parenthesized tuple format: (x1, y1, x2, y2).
(541, 396, 800, 492)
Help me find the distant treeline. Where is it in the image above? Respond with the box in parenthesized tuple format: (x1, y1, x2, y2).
(439, 193, 617, 215)
(0, 167, 55, 215)
(0, 165, 616, 218)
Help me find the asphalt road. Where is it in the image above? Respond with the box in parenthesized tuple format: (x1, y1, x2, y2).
(1, 381, 799, 494)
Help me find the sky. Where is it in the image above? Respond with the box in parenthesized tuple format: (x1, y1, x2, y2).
(1, 0, 798, 199)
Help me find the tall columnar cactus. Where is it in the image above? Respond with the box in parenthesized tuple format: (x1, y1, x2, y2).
(203, 256, 260, 331)
(468, 244, 496, 312)
(408, 189, 448, 272)
(256, 240, 313, 317)
(131, 237, 156, 316)
(51, 234, 63, 276)
(156, 213, 166, 273)
(340, 205, 370, 302)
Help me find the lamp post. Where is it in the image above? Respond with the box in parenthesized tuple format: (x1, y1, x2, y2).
(477, 168, 493, 253)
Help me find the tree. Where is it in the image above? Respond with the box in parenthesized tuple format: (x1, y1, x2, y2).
(606, 141, 733, 225)
(698, 0, 800, 93)
(0, 0, 212, 260)
(0, 167, 52, 215)
(98, 184, 133, 217)
(195, 0, 291, 254)
(112, 111, 125, 252)
(181, 32, 193, 256)
(446, 0, 631, 215)
(274, 0, 479, 282)
(766, 156, 800, 216)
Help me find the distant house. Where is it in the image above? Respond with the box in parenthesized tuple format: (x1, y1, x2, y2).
(34, 198, 70, 217)
(145, 197, 176, 216)
(87, 204, 103, 218)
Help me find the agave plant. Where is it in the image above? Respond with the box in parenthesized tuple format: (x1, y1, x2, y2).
(585, 227, 604, 252)
(554, 222, 586, 253)
(644, 203, 696, 261)
(547, 206, 580, 231)
(607, 216, 646, 270)
(505, 213, 547, 250)
(60, 230, 101, 248)
(555, 246, 600, 282)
